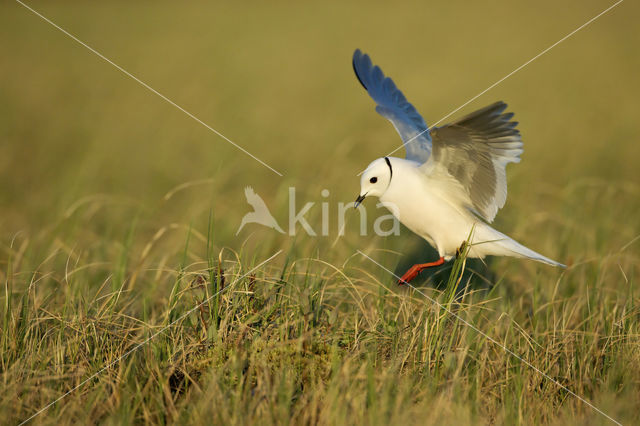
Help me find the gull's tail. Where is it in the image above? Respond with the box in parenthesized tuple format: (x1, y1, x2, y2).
(472, 226, 566, 268)
(495, 238, 565, 267)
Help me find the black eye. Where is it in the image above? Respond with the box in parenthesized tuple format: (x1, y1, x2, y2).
(369, 177, 378, 184)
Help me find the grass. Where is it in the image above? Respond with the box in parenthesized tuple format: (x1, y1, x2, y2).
(3, 220, 638, 425)
(2, 0, 640, 424)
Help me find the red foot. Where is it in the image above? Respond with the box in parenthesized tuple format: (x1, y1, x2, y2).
(398, 257, 445, 285)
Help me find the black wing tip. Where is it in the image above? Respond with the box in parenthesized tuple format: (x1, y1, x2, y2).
(352, 49, 369, 90)
(488, 101, 508, 114)
(494, 102, 518, 126)
(450, 100, 522, 134)
(483, 101, 516, 120)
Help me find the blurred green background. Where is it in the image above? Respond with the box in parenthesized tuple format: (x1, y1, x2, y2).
(2, 0, 638, 248)
(1, 0, 639, 297)
(0, 1, 640, 253)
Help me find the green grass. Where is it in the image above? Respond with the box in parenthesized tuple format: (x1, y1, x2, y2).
(2, 0, 640, 424)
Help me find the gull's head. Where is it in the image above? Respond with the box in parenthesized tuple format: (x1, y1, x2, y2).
(355, 157, 393, 208)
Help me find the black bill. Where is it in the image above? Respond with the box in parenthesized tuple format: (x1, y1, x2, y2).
(354, 194, 366, 208)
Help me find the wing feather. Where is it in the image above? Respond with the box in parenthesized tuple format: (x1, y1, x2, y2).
(422, 101, 523, 222)
(351, 51, 523, 222)
(352, 49, 432, 163)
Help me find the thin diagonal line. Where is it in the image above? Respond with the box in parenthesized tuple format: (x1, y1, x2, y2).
(356, 250, 622, 426)
(379, 0, 624, 160)
(15, 0, 283, 177)
(19, 250, 282, 425)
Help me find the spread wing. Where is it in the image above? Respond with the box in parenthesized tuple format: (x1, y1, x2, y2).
(352, 49, 432, 163)
(422, 102, 523, 222)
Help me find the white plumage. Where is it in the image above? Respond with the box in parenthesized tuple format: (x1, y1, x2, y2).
(352, 49, 564, 283)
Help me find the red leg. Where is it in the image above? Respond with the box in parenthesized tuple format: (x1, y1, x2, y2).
(398, 257, 445, 285)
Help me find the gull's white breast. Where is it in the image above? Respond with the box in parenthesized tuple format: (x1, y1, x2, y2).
(379, 158, 481, 258)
